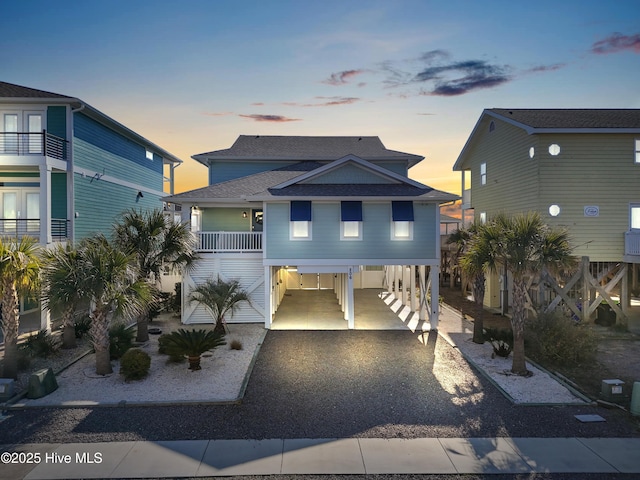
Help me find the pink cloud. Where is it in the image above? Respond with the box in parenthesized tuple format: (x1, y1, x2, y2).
(323, 69, 367, 85)
(591, 33, 640, 54)
(238, 114, 302, 122)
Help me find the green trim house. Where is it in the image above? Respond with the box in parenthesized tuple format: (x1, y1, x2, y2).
(453, 108, 640, 319)
(165, 135, 458, 329)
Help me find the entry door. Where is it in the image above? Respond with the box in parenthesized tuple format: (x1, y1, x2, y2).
(1, 190, 40, 235)
(2, 113, 18, 153)
(26, 113, 43, 154)
(251, 209, 263, 232)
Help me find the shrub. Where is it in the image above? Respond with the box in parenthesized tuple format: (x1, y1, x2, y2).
(483, 328, 513, 358)
(229, 339, 243, 350)
(16, 346, 32, 371)
(74, 315, 92, 339)
(525, 311, 597, 367)
(158, 333, 184, 362)
(23, 329, 60, 358)
(162, 328, 226, 370)
(119, 348, 151, 381)
(109, 323, 135, 360)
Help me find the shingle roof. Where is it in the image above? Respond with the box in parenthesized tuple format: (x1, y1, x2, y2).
(0, 81, 73, 99)
(164, 160, 458, 203)
(193, 135, 423, 164)
(490, 109, 640, 129)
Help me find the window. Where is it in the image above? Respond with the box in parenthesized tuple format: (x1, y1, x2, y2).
(290, 201, 312, 240)
(391, 201, 414, 240)
(340, 201, 362, 240)
(480, 162, 487, 185)
(635, 139, 640, 163)
(631, 204, 640, 230)
(529, 147, 535, 159)
(489, 121, 495, 132)
(479, 212, 487, 224)
(145, 149, 153, 160)
(548, 144, 561, 156)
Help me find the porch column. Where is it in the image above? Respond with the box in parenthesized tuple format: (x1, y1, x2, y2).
(264, 266, 272, 328)
(347, 267, 355, 328)
(429, 264, 440, 330)
(402, 265, 409, 306)
(39, 163, 52, 244)
(394, 265, 400, 299)
(181, 203, 192, 224)
(410, 265, 417, 311)
(419, 266, 427, 321)
(385, 265, 391, 293)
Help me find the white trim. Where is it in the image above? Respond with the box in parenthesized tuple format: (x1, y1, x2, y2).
(264, 258, 439, 266)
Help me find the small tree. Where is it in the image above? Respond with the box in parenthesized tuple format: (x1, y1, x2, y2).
(188, 277, 250, 334)
(41, 243, 84, 349)
(483, 212, 575, 376)
(79, 236, 151, 376)
(113, 209, 197, 343)
(0, 236, 40, 379)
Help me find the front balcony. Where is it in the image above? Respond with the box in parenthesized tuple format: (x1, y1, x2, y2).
(0, 218, 69, 243)
(197, 231, 262, 253)
(0, 131, 68, 160)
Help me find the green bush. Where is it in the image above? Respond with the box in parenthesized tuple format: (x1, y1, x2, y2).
(162, 328, 226, 370)
(483, 327, 513, 358)
(23, 329, 60, 358)
(109, 323, 135, 360)
(158, 333, 184, 362)
(74, 316, 92, 339)
(525, 312, 597, 367)
(119, 348, 151, 381)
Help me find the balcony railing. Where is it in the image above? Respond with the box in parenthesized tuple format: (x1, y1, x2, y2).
(625, 231, 640, 257)
(0, 131, 68, 160)
(0, 219, 69, 242)
(197, 231, 262, 253)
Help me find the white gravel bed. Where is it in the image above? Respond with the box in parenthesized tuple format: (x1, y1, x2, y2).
(17, 320, 266, 407)
(438, 306, 589, 405)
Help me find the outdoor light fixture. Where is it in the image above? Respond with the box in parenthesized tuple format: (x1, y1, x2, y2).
(242, 211, 248, 218)
(137, 191, 144, 199)
(549, 204, 560, 217)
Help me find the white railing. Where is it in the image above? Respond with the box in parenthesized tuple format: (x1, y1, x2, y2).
(625, 231, 640, 256)
(197, 231, 262, 252)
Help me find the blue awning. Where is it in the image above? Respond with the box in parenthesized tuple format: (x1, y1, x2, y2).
(392, 201, 414, 221)
(290, 201, 312, 221)
(341, 201, 362, 221)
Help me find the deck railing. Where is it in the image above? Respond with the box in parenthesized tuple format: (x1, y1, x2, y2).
(625, 231, 640, 257)
(0, 218, 69, 242)
(0, 131, 68, 160)
(197, 231, 262, 252)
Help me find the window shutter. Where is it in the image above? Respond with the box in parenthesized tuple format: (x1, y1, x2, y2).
(392, 201, 414, 221)
(290, 201, 312, 221)
(341, 201, 362, 221)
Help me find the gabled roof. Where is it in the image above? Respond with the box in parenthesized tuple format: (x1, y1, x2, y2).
(0, 81, 73, 100)
(192, 135, 424, 168)
(164, 156, 458, 204)
(453, 108, 640, 171)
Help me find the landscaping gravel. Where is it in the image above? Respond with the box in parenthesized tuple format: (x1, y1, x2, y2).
(1, 329, 638, 446)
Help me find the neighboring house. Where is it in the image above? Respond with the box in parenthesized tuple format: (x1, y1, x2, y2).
(164, 135, 457, 329)
(0, 81, 182, 323)
(453, 108, 640, 320)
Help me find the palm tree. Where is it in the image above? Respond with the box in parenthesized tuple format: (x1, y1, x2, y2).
(0, 236, 40, 379)
(162, 328, 226, 370)
(458, 222, 492, 344)
(484, 212, 574, 375)
(113, 208, 197, 343)
(188, 277, 250, 334)
(79, 235, 151, 375)
(40, 244, 84, 349)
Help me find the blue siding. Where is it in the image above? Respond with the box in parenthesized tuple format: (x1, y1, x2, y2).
(51, 172, 67, 219)
(265, 202, 437, 261)
(73, 177, 162, 239)
(46, 106, 67, 139)
(73, 113, 162, 175)
(208, 160, 299, 184)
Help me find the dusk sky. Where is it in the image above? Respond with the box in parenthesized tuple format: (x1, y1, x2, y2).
(3, 0, 639, 195)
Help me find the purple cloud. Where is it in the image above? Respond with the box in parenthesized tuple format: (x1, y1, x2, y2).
(591, 32, 640, 54)
(323, 69, 367, 85)
(238, 114, 302, 122)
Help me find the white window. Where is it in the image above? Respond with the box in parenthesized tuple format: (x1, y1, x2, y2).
(146, 149, 153, 160)
(529, 147, 535, 159)
(3, 114, 18, 153)
(340, 201, 362, 240)
(635, 139, 640, 163)
(631, 204, 640, 230)
(479, 212, 487, 224)
(549, 144, 561, 156)
(480, 162, 487, 185)
(27, 114, 42, 154)
(290, 201, 312, 240)
(391, 201, 414, 241)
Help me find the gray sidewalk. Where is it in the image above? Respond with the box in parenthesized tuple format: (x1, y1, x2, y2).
(2, 436, 640, 479)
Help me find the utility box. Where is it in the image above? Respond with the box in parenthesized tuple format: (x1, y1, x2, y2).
(601, 379, 625, 401)
(0, 378, 15, 402)
(27, 368, 58, 399)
